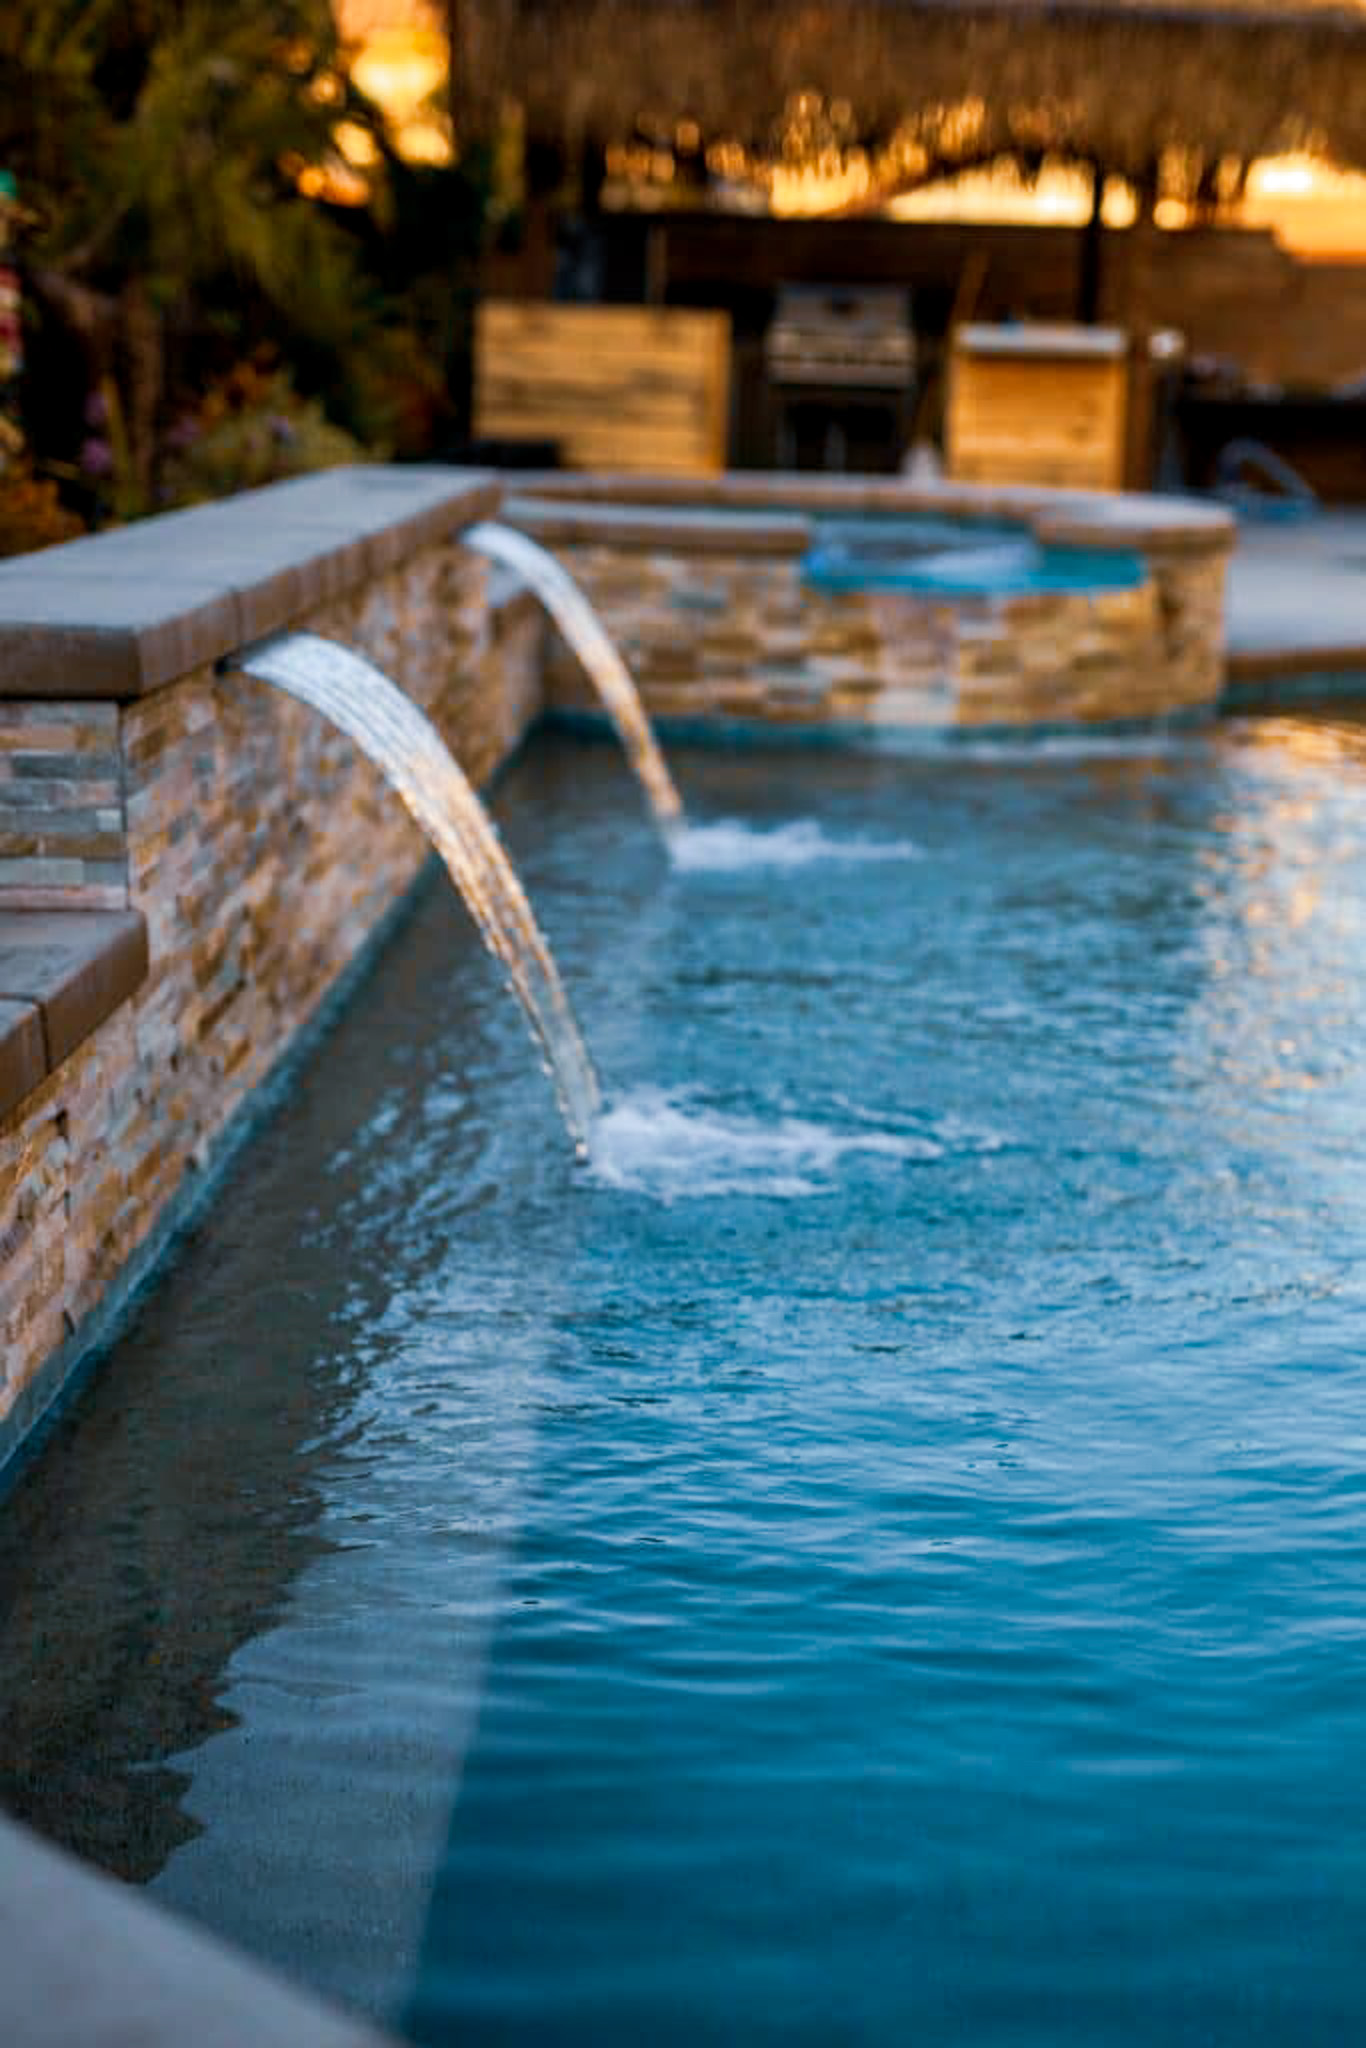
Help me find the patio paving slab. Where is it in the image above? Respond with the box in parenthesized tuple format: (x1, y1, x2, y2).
(1225, 513, 1366, 679)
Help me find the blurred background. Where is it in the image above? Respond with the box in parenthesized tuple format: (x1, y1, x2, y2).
(4, 0, 1366, 551)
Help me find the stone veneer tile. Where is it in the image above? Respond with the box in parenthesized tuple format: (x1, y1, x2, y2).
(544, 521, 1226, 735)
(0, 527, 531, 1454)
(0, 701, 127, 906)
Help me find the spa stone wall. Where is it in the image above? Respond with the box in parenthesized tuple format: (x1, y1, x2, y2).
(0, 537, 539, 1461)
(538, 531, 1227, 730)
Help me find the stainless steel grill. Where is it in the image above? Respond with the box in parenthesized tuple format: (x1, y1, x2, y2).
(764, 286, 914, 390)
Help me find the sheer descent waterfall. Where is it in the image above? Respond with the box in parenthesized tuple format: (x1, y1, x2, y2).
(464, 521, 684, 836)
(231, 632, 601, 1153)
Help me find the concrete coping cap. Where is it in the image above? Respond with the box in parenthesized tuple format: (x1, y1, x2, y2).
(506, 494, 811, 556)
(0, 467, 500, 701)
(0, 908, 148, 1121)
(0, 1813, 398, 2048)
(513, 471, 1235, 560)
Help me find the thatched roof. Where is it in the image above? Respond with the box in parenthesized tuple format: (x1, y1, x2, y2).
(452, 0, 1366, 179)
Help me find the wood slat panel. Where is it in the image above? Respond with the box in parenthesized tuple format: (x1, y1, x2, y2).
(475, 301, 732, 474)
(946, 347, 1127, 491)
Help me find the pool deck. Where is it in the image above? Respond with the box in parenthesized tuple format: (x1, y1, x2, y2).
(1225, 512, 1366, 685)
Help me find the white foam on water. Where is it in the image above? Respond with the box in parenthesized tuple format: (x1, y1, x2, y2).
(907, 728, 1204, 764)
(587, 1089, 944, 1200)
(668, 817, 923, 874)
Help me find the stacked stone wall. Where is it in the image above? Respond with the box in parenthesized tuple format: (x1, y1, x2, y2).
(0, 702, 126, 909)
(542, 533, 1227, 731)
(0, 541, 539, 1452)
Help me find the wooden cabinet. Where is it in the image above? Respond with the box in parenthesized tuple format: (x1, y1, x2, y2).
(946, 324, 1129, 490)
(475, 301, 732, 474)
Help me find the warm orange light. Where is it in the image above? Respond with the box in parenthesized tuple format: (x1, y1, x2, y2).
(768, 157, 873, 216)
(1101, 178, 1137, 229)
(336, 5, 453, 165)
(294, 157, 370, 205)
(350, 28, 446, 119)
(392, 119, 454, 166)
(335, 0, 441, 38)
(1253, 157, 1318, 198)
(334, 118, 379, 168)
(1239, 153, 1366, 260)
(886, 158, 1123, 228)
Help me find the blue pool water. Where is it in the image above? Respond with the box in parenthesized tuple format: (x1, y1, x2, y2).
(803, 517, 1146, 595)
(5, 718, 1366, 2042)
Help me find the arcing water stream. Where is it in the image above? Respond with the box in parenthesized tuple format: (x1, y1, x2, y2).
(236, 537, 693, 1149)
(463, 521, 685, 837)
(232, 631, 601, 1153)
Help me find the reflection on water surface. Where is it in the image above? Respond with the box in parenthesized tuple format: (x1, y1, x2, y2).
(4, 714, 1366, 2043)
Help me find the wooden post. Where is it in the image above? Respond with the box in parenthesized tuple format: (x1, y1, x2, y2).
(1078, 161, 1103, 325)
(444, 0, 463, 143)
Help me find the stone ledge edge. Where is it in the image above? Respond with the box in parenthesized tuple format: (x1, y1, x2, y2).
(0, 910, 149, 1123)
(1225, 643, 1366, 683)
(507, 495, 811, 556)
(515, 470, 1235, 560)
(0, 1812, 397, 2048)
(0, 466, 501, 700)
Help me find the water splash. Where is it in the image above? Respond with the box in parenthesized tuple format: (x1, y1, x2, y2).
(588, 1088, 944, 1200)
(668, 818, 923, 874)
(464, 521, 684, 837)
(231, 632, 601, 1152)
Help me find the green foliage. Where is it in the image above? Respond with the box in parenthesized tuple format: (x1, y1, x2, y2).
(3, 3, 354, 285)
(0, 461, 82, 557)
(158, 357, 367, 505)
(3, 1, 492, 528)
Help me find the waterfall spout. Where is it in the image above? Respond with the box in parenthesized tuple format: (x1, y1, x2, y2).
(229, 632, 601, 1154)
(464, 520, 684, 838)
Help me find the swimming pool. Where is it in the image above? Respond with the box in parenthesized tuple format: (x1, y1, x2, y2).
(4, 716, 1366, 2044)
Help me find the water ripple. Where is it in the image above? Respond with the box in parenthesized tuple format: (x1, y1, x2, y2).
(668, 816, 923, 872)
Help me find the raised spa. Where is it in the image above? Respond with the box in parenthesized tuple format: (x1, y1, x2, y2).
(510, 476, 1231, 735)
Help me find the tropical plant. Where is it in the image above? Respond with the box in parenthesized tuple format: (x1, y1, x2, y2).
(157, 356, 366, 506)
(1, 2, 486, 525)
(0, 461, 82, 556)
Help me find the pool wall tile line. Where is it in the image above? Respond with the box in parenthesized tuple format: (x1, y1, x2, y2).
(1221, 669, 1366, 713)
(1225, 646, 1366, 690)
